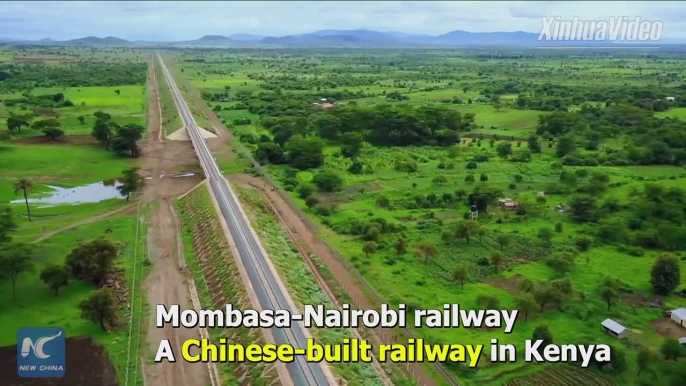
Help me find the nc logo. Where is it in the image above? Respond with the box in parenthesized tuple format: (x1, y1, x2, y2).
(17, 327, 66, 378)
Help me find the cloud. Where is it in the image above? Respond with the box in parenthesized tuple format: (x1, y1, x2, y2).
(1, 1, 685, 40)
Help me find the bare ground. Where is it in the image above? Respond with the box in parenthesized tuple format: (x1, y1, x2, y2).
(140, 57, 208, 386)
(650, 317, 686, 339)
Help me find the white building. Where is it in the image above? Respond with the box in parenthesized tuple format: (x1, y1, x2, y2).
(601, 319, 629, 339)
(670, 308, 686, 328)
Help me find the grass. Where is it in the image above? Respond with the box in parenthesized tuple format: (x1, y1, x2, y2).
(236, 186, 385, 386)
(0, 143, 136, 201)
(0, 211, 149, 386)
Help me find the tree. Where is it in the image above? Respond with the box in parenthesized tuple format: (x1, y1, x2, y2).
(497, 142, 513, 158)
(310, 114, 341, 140)
(660, 339, 683, 361)
(600, 286, 619, 311)
(39, 264, 69, 297)
(31, 118, 60, 131)
(116, 167, 144, 202)
(305, 196, 319, 209)
(65, 237, 118, 284)
(393, 237, 408, 255)
(92, 120, 118, 149)
(0, 207, 17, 245)
(555, 136, 576, 157)
(0, 243, 35, 301)
(534, 287, 562, 312)
(516, 293, 537, 321)
(415, 243, 438, 264)
(496, 234, 512, 251)
(43, 127, 64, 141)
(636, 347, 653, 376)
(532, 325, 553, 346)
(362, 242, 377, 258)
(650, 253, 681, 295)
(537, 228, 554, 243)
(7, 115, 30, 134)
(115, 89, 121, 96)
(490, 250, 505, 273)
(340, 132, 364, 158)
(546, 253, 574, 277)
(112, 124, 144, 157)
(77, 115, 86, 125)
(285, 135, 325, 169)
(476, 294, 500, 309)
(527, 135, 541, 153)
(79, 288, 116, 331)
(13, 178, 34, 222)
(297, 184, 315, 199)
(453, 264, 469, 289)
(455, 220, 480, 244)
(518, 278, 536, 293)
(312, 170, 343, 192)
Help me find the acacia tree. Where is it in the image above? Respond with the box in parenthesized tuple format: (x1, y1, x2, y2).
(415, 243, 438, 264)
(496, 234, 511, 251)
(13, 178, 34, 222)
(516, 293, 538, 321)
(636, 347, 653, 376)
(112, 124, 145, 157)
(116, 167, 144, 202)
(393, 237, 408, 255)
(600, 286, 619, 311)
(0, 243, 35, 301)
(362, 242, 377, 258)
(455, 220, 480, 244)
(65, 237, 118, 284)
(39, 264, 70, 297)
(490, 250, 505, 273)
(7, 115, 31, 134)
(453, 264, 469, 289)
(79, 288, 116, 331)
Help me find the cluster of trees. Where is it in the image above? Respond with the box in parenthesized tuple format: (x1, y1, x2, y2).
(0, 207, 121, 331)
(3, 92, 74, 109)
(0, 61, 146, 92)
(90, 111, 145, 157)
(537, 106, 686, 166)
(6, 115, 65, 140)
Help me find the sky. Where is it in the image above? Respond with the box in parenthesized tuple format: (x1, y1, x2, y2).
(1, 1, 686, 41)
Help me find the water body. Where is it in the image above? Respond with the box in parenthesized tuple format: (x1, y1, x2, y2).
(11, 181, 124, 206)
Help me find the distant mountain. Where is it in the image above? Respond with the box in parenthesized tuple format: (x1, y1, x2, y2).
(3, 29, 679, 48)
(198, 35, 232, 41)
(64, 36, 131, 45)
(229, 33, 264, 41)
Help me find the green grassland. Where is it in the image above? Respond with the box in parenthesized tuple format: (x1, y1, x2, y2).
(171, 48, 686, 386)
(0, 212, 148, 386)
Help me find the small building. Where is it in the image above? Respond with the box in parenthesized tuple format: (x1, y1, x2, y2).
(321, 102, 334, 109)
(555, 205, 570, 213)
(601, 319, 629, 339)
(537, 191, 545, 198)
(473, 96, 488, 102)
(679, 337, 686, 345)
(666, 96, 676, 102)
(670, 308, 686, 328)
(498, 198, 519, 210)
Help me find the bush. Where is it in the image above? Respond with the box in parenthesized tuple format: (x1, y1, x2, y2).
(312, 170, 343, 192)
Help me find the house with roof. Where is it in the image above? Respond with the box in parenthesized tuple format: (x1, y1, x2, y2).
(498, 198, 519, 210)
(670, 308, 686, 328)
(601, 319, 629, 339)
(665, 96, 676, 102)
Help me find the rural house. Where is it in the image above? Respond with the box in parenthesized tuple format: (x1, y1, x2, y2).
(665, 96, 676, 101)
(498, 198, 519, 210)
(670, 308, 686, 328)
(601, 319, 629, 339)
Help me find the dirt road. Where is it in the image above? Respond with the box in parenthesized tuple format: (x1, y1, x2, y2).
(140, 56, 209, 386)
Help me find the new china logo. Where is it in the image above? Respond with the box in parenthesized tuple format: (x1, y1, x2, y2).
(17, 327, 65, 378)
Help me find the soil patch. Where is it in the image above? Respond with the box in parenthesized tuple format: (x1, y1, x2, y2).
(483, 274, 525, 296)
(0, 337, 118, 386)
(622, 293, 664, 308)
(650, 317, 686, 339)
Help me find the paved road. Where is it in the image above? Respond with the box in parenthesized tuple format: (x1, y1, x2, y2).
(156, 54, 331, 386)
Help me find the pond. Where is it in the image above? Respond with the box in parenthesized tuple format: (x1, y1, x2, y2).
(11, 181, 124, 206)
